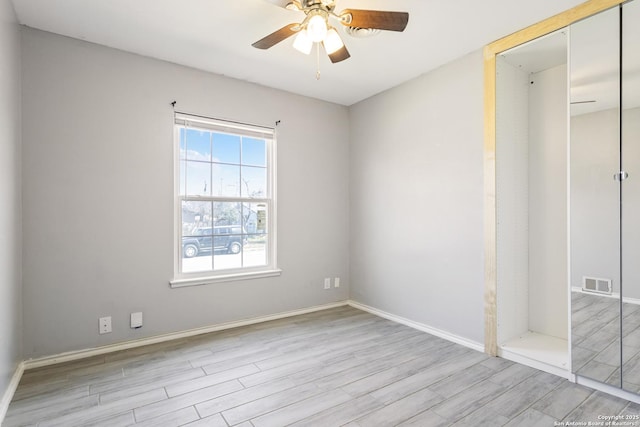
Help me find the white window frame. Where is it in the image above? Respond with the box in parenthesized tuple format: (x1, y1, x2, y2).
(170, 112, 280, 288)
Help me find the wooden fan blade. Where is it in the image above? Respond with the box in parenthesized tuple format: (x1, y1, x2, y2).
(326, 44, 350, 63)
(252, 24, 299, 49)
(340, 9, 409, 32)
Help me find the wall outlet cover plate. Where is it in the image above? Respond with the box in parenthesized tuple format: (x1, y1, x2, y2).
(130, 312, 143, 328)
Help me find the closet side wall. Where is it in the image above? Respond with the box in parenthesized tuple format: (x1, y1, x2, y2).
(496, 57, 530, 343)
(528, 64, 569, 340)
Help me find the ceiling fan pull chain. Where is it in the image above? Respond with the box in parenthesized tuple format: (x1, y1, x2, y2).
(316, 42, 321, 80)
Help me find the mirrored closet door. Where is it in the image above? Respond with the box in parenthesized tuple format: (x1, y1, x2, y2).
(570, 0, 640, 393)
(621, 0, 640, 393)
(569, 4, 621, 389)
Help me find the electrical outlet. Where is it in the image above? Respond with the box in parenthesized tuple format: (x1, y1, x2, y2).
(334, 277, 340, 288)
(324, 278, 331, 290)
(99, 316, 112, 334)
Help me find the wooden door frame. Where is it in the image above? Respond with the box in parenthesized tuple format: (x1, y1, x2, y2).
(483, 0, 625, 356)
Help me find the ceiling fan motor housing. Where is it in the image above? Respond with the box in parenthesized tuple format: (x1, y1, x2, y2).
(303, 0, 335, 9)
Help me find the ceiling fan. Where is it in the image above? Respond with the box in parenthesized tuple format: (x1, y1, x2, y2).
(252, 0, 409, 64)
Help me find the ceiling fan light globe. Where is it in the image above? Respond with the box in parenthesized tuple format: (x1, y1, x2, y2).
(293, 30, 313, 54)
(307, 14, 328, 42)
(323, 28, 344, 54)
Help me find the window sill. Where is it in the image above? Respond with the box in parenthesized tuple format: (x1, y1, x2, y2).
(170, 269, 282, 288)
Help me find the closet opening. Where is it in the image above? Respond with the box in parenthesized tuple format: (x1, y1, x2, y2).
(495, 29, 569, 376)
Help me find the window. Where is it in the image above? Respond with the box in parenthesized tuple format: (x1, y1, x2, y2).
(171, 113, 278, 287)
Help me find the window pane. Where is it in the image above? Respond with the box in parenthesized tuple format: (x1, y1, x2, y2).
(213, 235, 243, 270)
(182, 254, 213, 273)
(213, 164, 240, 197)
(213, 202, 241, 227)
(181, 201, 213, 273)
(242, 203, 268, 234)
(185, 129, 211, 162)
(244, 237, 267, 268)
(241, 166, 267, 198)
(185, 161, 211, 196)
(213, 252, 242, 271)
(182, 201, 212, 235)
(242, 137, 266, 167)
(213, 133, 240, 164)
(243, 203, 267, 268)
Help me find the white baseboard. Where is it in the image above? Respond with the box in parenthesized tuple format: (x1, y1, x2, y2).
(347, 300, 485, 353)
(22, 299, 485, 372)
(23, 301, 349, 370)
(10, 297, 640, 418)
(0, 361, 25, 424)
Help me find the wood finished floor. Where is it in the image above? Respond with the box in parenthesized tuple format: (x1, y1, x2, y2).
(6, 306, 640, 427)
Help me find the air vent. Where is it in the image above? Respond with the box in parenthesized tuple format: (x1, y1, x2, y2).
(582, 276, 612, 295)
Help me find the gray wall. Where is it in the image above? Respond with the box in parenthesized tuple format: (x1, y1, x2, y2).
(21, 28, 350, 358)
(349, 51, 485, 345)
(0, 0, 22, 399)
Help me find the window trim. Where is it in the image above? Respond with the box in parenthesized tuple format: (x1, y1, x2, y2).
(169, 269, 282, 288)
(171, 112, 279, 287)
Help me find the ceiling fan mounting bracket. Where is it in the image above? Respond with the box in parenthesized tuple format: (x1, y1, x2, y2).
(301, 0, 336, 10)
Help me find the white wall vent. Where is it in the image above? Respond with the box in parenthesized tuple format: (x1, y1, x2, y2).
(582, 276, 612, 295)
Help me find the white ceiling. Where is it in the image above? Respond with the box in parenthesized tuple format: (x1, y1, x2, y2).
(11, 0, 588, 106)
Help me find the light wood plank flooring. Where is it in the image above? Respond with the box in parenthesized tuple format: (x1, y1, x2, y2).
(572, 291, 640, 392)
(6, 306, 639, 426)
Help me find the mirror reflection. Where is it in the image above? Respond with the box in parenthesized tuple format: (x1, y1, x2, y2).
(570, 5, 621, 388)
(621, 0, 640, 393)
